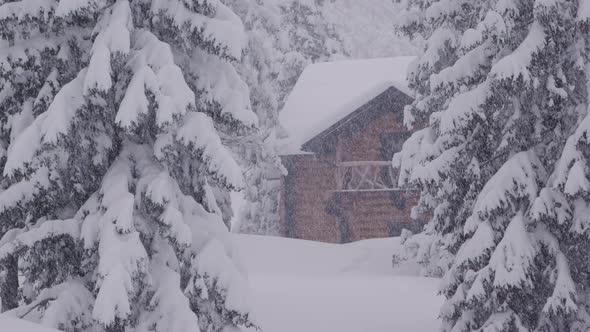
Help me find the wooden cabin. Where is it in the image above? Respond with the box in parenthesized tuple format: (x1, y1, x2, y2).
(278, 57, 424, 243)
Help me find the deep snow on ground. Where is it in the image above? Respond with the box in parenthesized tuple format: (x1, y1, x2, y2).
(0, 235, 442, 332)
(235, 234, 444, 332)
(0, 315, 59, 332)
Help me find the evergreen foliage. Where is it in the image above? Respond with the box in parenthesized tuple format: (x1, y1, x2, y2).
(0, 1, 259, 331)
(395, 0, 590, 330)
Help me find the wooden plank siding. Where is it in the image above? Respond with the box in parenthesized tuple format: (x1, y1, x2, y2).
(280, 87, 422, 243)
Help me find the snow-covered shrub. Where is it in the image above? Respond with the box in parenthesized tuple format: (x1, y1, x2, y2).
(400, 228, 413, 244)
(0, 1, 258, 331)
(394, 226, 452, 278)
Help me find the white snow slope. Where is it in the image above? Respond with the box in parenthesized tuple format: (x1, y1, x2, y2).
(1, 235, 442, 332)
(0, 315, 60, 332)
(235, 234, 443, 332)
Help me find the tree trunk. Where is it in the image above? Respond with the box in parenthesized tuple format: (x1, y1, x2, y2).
(1, 254, 18, 312)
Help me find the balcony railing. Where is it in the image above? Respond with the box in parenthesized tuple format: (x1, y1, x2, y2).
(335, 161, 405, 192)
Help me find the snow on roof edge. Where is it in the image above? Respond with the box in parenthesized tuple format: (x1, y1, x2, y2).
(279, 56, 415, 155)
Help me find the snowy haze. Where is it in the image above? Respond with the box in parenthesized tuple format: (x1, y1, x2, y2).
(268, 0, 420, 58)
(322, 0, 420, 58)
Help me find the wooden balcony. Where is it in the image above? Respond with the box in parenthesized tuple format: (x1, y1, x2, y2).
(335, 161, 408, 192)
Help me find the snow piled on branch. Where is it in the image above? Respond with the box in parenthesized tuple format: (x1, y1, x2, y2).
(0, 0, 55, 23)
(464, 151, 545, 234)
(84, 0, 132, 93)
(151, 0, 246, 59)
(490, 21, 546, 83)
(176, 112, 244, 188)
(117, 30, 196, 128)
(189, 49, 257, 127)
(0, 219, 80, 260)
(488, 213, 535, 288)
(4, 70, 87, 175)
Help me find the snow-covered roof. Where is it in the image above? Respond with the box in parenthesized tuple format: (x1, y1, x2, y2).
(279, 56, 415, 153)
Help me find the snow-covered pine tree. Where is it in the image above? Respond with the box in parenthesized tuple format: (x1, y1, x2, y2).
(276, 0, 347, 95)
(0, 1, 259, 331)
(395, 0, 590, 330)
(222, 0, 284, 236)
(0, 0, 77, 311)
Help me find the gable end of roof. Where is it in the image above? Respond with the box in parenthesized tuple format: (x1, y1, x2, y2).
(302, 86, 413, 153)
(279, 56, 416, 153)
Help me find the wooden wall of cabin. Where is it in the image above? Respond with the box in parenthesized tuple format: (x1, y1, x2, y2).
(330, 109, 421, 242)
(279, 89, 423, 243)
(336, 111, 408, 162)
(280, 154, 342, 243)
(333, 191, 421, 242)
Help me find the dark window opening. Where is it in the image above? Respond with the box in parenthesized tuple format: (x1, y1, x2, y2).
(379, 132, 410, 161)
